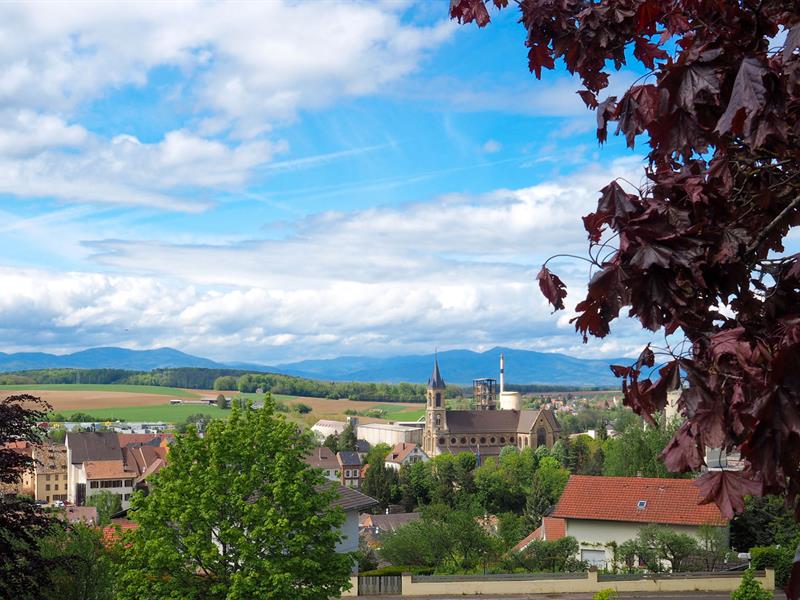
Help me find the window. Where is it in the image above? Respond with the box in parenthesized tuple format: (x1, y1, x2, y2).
(537, 427, 547, 447)
(510, 437, 515, 444)
(500, 437, 506, 444)
(450, 437, 456, 444)
(490, 437, 496, 444)
(99, 480, 123, 488)
(480, 437, 486, 444)
(435, 392, 441, 407)
(460, 437, 466, 444)
(54, 484, 58, 491)
(637, 500, 647, 509)
(90, 481, 99, 489)
(124, 494, 131, 501)
(438, 437, 445, 445)
(45, 474, 51, 481)
(470, 437, 476, 444)
(45, 484, 50, 491)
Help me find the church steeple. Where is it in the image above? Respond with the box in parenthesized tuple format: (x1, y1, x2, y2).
(428, 354, 446, 389)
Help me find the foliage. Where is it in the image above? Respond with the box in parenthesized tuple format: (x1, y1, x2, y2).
(603, 417, 686, 479)
(174, 412, 214, 433)
(731, 495, 800, 551)
(38, 523, 114, 600)
(67, 412, 97, 422)
(593, 590, 618, 600)
(323, 434, 340, 453)
(291, 402, 312, 414)
(215, 393, 228, 409)
(339, 422, 358, 452)
(86, 491, 123, 526)
(353, 538, 378, 573)
(631, 524, 700, 573)
(525, 457, 570, 528)
(362, 458, 400, 510)
(474, 446, 539, 514)
(696, 524, 730, 572)
(750, 545, 793, 588)
(731, 568, 772, 600)
(380, 504, 501, 572)
(358, 565, 434, 576)
(496, 512, 529, 552)
(365, 442, 392, 466)
(0, 395, 63, 600)
(513, 536, 584, 573)
(452, 0, 800, 516)
(115, 399, 352, 600)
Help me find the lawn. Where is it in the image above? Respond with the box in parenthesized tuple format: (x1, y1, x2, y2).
(0, 384, 199, 398)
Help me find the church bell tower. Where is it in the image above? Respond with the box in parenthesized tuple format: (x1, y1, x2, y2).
(424, 354, 447, 456)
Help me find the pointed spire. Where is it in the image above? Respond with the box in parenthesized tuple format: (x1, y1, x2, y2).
(428, 352, 446, 389)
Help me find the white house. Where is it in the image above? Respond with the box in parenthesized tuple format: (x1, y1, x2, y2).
(356, 422, 423, 447)
(384, 442, 429, 471)
(550, 475, 728, 569)
(328, 484, 378, 571)
(305, 447, 340, 482)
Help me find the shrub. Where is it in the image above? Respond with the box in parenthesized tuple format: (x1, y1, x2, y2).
(593, 590, 618, 600)
(731, 568, 772, 600)
(292, 403, 312, 414)
(750, 545, 793, 587)
(358, 565, 433, 576)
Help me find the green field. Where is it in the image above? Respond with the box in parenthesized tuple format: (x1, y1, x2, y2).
(0, 384, 199, 398)
(59, 403, 228, 423)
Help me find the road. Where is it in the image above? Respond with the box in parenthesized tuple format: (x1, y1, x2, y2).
(355, 593, 785, 599)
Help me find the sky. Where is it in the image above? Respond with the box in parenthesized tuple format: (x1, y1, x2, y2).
(0, 0, 658, 365)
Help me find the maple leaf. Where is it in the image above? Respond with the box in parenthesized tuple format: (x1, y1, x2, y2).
(715, 57, 768, 142)
(676, 63, 720, 118)
(694, 471, 762, 519)
(577, 89, 598, 109)
(536, 266, 567, 311)
(662, 421, 705, 473)
(449, 0, 490, 27)
(635, 0, 661, 35)
(597, 180, 638, 224)
(784, 23, 800, 62)
(528, 43, 555, 79)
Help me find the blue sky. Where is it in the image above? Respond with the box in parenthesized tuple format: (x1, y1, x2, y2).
(0, 1, 654, 364)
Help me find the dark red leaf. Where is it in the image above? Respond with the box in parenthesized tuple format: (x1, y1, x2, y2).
(528, 44, 554, 79)
(577, 89, 598, 109)
(449, 0, 490, 27)
(694, 471, 762, 519)
(784, 24, 800, 62)
(715, 57, 767, 141)
(662, 421, 705, 472)
(536, 266, 567, 311)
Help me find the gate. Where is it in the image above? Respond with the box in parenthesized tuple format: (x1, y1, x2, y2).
(357, 575, 401, 595)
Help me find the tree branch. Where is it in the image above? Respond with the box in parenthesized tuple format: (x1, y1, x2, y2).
(745, 195, 800, 257)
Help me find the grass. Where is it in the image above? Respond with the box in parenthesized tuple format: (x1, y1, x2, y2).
(56, 403, 229, 423)
(0, 384, 200, 398)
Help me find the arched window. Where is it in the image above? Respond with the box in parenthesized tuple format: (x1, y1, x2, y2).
(435, 392, 442, 407)
(435, 415, 441, 428)
(460, 437, 467, 445)
(537, 427, 547, 447)
(438, 437, 445, 445)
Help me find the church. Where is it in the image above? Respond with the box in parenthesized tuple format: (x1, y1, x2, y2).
(422, 355, 561, 459)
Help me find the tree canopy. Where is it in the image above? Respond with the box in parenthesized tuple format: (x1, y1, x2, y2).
(452, 0, 800, 518)
(115, 400, 352, 600)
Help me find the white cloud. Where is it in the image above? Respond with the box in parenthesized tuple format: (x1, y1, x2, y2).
(0, 157, 653, 362)
(0, 2, 454, 135)
(482, 139, 501, 153)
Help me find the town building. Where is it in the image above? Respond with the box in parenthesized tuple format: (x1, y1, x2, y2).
(550, 475, 728, 569)
(422, 355, 561, 459)
(0, 441, 34, 496)
(360, 511, 421, 536)
(311, 419, 348, 441)
(384, 442, 428, 471)
(305, 447, 340, 482)
(328, 484, 378, 566)
(512, 516, 567, 552)
(337, 451, 362, 488)
(33, 444, 68, 504)
(356, 422, 423, 447)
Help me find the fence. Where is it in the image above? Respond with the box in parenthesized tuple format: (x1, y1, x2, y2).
(340, 568, 774, 597)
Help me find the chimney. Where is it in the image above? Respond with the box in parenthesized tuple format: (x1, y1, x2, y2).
(500, 353, 505, 393)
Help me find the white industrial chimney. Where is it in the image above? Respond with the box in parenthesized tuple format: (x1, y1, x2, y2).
(500, 353, 505, 392)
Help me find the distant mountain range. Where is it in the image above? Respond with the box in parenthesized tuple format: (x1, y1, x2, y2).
(0, 346, 628, 386)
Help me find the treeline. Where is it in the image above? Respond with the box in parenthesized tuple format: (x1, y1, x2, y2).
(0, 367, 463, 403)
(214, 373, 463, 403)
(503, 383, 616, 393)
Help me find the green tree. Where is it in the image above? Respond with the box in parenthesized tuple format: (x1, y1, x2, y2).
(731, 495, 800, 552)
(322, 434, 339, 453)
(365, 442, 392, 466)
(398, 461, 432, 511)
(603, 418, 685, 479)
(515, 536, 583, 572)
(637, 524, 699, 573)
(731, 568, 772, 600)
(291, 402, 312, 414)
(338, 422, 357, 452)
(362, 458, 399, 510)
(86, 491, 123, 525)
(524, 457, 569, 528)
(697, 524, 729, 571)
(39, 523, 114, 600)
(215, 394, 228, 409)
(115, 400, 352, 600)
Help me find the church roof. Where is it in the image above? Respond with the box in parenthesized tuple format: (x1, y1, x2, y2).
(444, 409, 549, 434)
(428, 356, 446, 389)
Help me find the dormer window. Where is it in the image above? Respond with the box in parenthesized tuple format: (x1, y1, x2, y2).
(637, 500, 647, 509)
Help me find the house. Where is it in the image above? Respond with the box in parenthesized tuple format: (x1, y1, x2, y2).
(62, 505, 98, 525)
(305, 447, 340, 482)
(356, 422, 423, 446)
(0, 441, 34, 496)
(32, 444, 68, 504)
(66, 431, 170, 509)
(337, 451, 362, 488)
(550, 475, 727, 569)
(384, 442, 428, 471)
(359, 512, 420, 536)
(328, 484, 378, 566)
(513, 517, 566, 552)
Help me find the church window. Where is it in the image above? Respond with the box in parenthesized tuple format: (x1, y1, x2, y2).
(438, 437, 445, 445)
(500, 436, 506, 444)
(435, 392, 442, 407)
(470, 437, 476, 444)
(460, 437, 466, 444)
(480, 437, 486, 444)
(509, 437, 515, 444)
(450, 437, 456, 444)
(435, 415, 441, 428)
(537, 427, 547, 447)
(490, 437, 496, 444)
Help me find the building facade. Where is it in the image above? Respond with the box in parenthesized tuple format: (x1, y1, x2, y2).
(33, 444, 68, 504)
(421, 357, 560, 459)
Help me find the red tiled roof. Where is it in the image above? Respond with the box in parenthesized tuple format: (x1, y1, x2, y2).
(386, 442, 419, 464)
(100, 521, 138, 546)
(512, 517, 566, 552)
(552, 475, 727, 527)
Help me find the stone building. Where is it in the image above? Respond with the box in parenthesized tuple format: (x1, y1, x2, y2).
(422, 357, 560, 460)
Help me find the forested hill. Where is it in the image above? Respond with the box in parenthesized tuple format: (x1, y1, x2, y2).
(0, 367, 611, 403)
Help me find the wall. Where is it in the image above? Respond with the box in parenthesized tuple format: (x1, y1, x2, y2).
(378, 569, 775, 597)
(357, 425, 422, 447)
(335, 509, 360, 555)
(564, 519, 726, 569)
